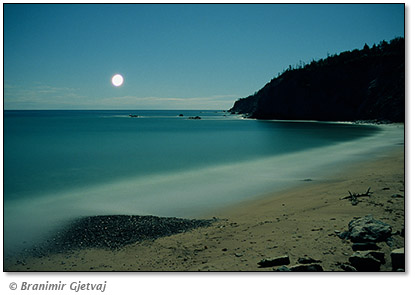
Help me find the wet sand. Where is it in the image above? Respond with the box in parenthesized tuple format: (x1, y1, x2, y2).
(5, 146, 404, 271)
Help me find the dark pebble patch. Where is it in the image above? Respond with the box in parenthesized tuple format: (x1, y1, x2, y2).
(41, 215, 214, 254)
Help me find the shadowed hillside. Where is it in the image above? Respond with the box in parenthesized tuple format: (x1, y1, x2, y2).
(230, 37, 404, 122)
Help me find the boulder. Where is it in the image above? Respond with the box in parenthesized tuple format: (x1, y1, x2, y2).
(289, 264, 324, 272)
(337, 231, 350, 239)
(273, 266, 291, 272)
(340, 263, 357, 272)
(352, 242, 380, 251)
(297, 257, 322, 264)
(349, 251, 383, 271)
(348, 215, 392, 243)
(391, 248, 404, 271)
(361, 251, 385, 264)
(258, 255, 290, 268)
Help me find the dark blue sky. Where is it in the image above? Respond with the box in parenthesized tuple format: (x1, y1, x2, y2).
(4, 4, 404, 110)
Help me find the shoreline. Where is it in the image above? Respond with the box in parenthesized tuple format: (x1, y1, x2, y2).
(4, 145, 404, 271)
(4, 121, 402, 254)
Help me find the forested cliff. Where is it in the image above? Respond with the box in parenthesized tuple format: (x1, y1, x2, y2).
(229, 37, 404, 122)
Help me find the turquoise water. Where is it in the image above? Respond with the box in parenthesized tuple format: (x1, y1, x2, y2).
(3, 110, 403, 254)
(4, 110, 379, 201)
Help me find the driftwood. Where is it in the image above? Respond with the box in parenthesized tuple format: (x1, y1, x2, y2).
(341, 187, 373, 205)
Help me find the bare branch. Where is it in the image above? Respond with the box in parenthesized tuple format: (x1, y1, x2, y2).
(341, 187, 373, 200)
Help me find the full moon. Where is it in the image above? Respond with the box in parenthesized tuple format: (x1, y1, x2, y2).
(111, 74, 124, 87)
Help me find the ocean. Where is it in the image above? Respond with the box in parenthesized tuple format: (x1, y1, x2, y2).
(3, 110, 404, 255)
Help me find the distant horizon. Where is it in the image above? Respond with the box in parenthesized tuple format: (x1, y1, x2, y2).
(4, 108, 229, 111)
(4, 4, 404, 110)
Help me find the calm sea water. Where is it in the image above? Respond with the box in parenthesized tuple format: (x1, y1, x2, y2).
(3, 110, 403, 254)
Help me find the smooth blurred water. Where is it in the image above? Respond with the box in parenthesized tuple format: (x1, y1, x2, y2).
(3, 110, 404, 255)
(4, 110, 379, 201)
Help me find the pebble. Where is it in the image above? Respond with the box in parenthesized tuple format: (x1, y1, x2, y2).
(36, 215, 214, 254)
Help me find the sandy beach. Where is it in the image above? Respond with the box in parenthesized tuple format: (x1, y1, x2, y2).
(5, 145, 404, 272)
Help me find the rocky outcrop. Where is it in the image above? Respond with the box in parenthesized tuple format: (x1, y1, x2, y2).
(229, 38, 404, 123)
(347, 215, 392, 243)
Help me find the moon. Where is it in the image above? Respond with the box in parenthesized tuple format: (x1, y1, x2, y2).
(111, 74, 124, 87)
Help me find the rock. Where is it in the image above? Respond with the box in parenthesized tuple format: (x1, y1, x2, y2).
(289, 264, 324, 272)
(273, 266, 291, 272)
(178, 114, 184, 117)
(391, 194, 404, 198)
(352, 242, 380, 251)
(234, 253, 243, 257)
(386, 237, 395, 247)
(340, 263, 357, 272)
(362, 251, 385, 264)
(337, 231, 350, 239)
(258, 255, 290, 268)
(348, 215, 392, 243)
(349, 251, 382, 271)
(297, 257, 322, 264)
(391, 248, 404, 271)
(188, 116, 201, 120)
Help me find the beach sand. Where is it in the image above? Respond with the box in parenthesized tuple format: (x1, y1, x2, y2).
(5, 146, 404, 272)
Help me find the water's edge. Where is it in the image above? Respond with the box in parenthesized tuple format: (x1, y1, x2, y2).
(3, 111, 404, 256)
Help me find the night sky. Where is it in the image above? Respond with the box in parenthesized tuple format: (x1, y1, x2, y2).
(4, 3, 404, 110)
